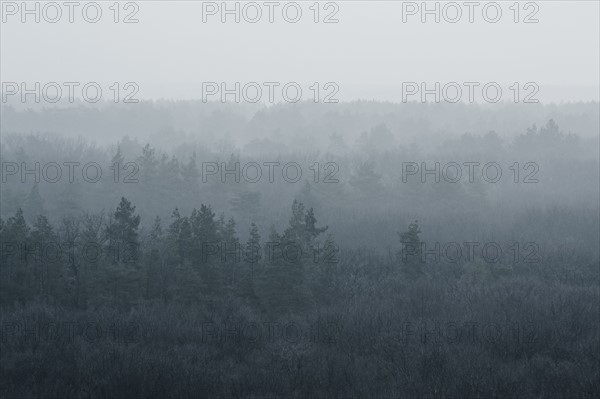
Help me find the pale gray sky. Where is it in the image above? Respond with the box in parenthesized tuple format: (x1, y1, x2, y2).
(1, 1, 599, 103)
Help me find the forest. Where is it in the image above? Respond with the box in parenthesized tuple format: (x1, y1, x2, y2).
(0, 100, 599, 398)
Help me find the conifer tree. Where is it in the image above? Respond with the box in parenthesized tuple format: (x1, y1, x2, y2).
(144, 216, 164, 300)
(259, 201, 327, 315)
(178, 216, 193, 265)
(30, 215, 60, 302)
(167, 209, 200, 303)
(108, 146, 126, 185)
(167, 208, 183, 263)
(104, 197, 142, 308)
(0, 209, 30, 304)
(237, 222, 261, 307)
(111, 145, 125, 166)
(221, 216, 240, 288)
(304, 207, 329, 250)
(105, 197, 141, 264)
(191, 204, 223, 299)
(398, 220, 423, 278)
(137, 143, 159, 182)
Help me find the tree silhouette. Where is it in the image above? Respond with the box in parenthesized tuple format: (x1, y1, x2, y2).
(398, 220, 423, 278)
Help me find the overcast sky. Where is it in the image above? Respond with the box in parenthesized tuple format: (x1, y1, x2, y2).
(1, 0, 599, 103)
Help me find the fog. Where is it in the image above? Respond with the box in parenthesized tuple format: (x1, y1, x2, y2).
(1, 2, 599, 398)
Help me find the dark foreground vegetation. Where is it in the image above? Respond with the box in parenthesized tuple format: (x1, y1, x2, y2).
(1, 198, 598, 398)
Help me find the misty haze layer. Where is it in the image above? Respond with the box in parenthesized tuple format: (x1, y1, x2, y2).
(1, 1, 599, 398)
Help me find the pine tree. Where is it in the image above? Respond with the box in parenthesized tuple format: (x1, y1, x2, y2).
(5, 208, 29, 242)
(59, 215, 82, 307)
(178, 216, 193, 265)
(195, 205, 219, 244)
(30, 215, 59, 301)
(304, 207, 329, 250)
(190, 204, 219, 265)
(73, 212, 105, 309)
(247, 222, 261, 260)
(283, 200, 306, 243)
(191, 204, 223, 299)
(103, 197, 142, 308)
(237, 222, 261, 307)
(144, 216, 164, 300)
(137, 143, 159, 182)
(166, 208, 191, 267)
(258, 201, 327, 315)
(105, 197, 141, 264)
(150, 216, 163, 241)
(167, 208, 180, 261)
(296, 181, 319, 214)
(108, 146, 126, 185)
(111, 145, 125, 166)
(0, 209, 30, 304)
(221, 217, 240, 288)
(398, 220, 423, 278)
(169, 212, 202, 304)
